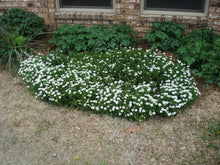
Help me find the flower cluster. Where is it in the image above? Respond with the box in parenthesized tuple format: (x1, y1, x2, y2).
(19, 48, 200, 121)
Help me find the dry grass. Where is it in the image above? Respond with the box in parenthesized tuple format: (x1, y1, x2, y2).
(0, 70, 219, 165)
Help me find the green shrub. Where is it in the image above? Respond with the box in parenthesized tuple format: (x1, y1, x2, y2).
(49, 24, 138, 53)
(19, 48, 200, 121)
(177, 28, 220, 87)
(143, 21, 185, 51)
(0, 8, 45, 69)
(0, 8, 46, 40)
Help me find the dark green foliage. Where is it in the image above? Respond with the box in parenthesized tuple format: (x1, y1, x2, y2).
(49, 24, 138, 53)
(177, 28, 220, 87)
(177, 28, 214, 67)
(143, 21, 185, 51)
(0, 8, 45, 68)
(144, 21, 220, 87)
(0, 8, 46, 40)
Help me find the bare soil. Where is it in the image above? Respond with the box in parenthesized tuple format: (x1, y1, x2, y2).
(0, 68, 219, 164)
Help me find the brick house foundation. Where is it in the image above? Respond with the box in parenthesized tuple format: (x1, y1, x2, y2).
(0, 0, 219, 37)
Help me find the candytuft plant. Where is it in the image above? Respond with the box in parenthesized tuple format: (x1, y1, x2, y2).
(19, 48, 200, 121)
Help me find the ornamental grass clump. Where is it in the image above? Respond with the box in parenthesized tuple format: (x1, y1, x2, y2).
(19, 48, 200, 121)
(0, 8, 46, 70)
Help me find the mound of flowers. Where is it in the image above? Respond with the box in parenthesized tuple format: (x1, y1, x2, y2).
(19, 48, 200, 121)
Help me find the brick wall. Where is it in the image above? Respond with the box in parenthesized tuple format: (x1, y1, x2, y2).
(209, 0, 220, 33)
(0, 0, 220, 36)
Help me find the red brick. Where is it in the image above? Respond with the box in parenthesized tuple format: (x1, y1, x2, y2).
(0, 0, 219, 35)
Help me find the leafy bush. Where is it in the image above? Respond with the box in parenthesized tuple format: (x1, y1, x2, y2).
(19, 48, 200, 121)
(143, 21, 185, 51)
(0, 8, 46, 40)
(177, 28, 220, 87)
(0, 8, 45, 69)
(49, 24, 138, 53)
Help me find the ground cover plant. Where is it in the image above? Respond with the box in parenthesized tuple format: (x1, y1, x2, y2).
(18, 48, 200, 121)
(0, 8, 46, 69)
(49, 24, 138, 54)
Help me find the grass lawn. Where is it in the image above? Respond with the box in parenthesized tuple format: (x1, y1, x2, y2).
(0, 70, 219, 165)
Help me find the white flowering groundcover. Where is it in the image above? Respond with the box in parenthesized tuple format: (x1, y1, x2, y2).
(19, 48, 200, 121)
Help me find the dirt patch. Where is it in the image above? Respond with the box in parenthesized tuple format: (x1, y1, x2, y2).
(0, 70, 219, 165)
(32, 33, 55, 55)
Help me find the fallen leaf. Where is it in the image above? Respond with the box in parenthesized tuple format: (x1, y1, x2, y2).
(124, 126, 141, 133)
(119, 138, 124, 142)
(96, 147, 101, 151)
(75, 126, 81, 131)
(161, 140, 166, 146)
(161, 158, 166, 161)
(180, 147, 186, 150)
(150, 158, 156, 162)
(27, 121, 31, 125)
